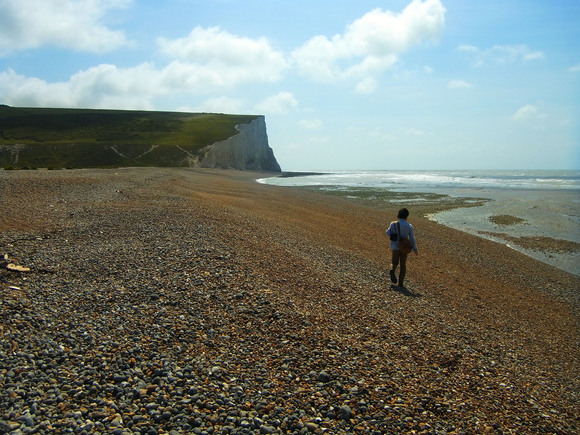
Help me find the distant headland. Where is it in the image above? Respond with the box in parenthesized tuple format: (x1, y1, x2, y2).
(0, 105, 281, 171)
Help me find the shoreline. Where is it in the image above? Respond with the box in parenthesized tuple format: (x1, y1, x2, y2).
(1, 167, 579, 433)
(260, 175, 580, 277)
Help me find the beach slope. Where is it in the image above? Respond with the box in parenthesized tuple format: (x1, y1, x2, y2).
(1, 168, 578, 433)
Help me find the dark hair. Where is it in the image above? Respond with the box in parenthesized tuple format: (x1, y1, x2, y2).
(397, 208, 409, 219)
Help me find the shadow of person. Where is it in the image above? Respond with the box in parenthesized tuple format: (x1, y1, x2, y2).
(390, 284, 421, 298)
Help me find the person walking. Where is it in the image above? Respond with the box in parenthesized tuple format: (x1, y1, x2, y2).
(386, 208, 418, 288)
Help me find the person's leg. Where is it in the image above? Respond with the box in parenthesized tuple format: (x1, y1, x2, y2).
(398, 253, 408, 287)
(390, 250, 400, 283)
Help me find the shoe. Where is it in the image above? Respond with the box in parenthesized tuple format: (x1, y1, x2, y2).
(389, 270, 397, 284)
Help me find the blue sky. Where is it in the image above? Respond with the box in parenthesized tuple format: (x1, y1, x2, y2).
(1, 0, 578, 170)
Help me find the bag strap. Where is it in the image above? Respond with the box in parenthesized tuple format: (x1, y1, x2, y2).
(396, 221, 401, 241)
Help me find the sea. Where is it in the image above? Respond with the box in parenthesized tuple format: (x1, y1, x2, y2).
(258, 170, 580, 276)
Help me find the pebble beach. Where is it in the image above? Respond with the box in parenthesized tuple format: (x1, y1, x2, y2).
(1, 167, 579, 434)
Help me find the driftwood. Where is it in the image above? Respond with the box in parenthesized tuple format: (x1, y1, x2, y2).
(6, 263, 31, 272)
(2, 254, 31, 272)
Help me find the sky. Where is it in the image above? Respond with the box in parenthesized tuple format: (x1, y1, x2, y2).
(1, 0, 579, 171)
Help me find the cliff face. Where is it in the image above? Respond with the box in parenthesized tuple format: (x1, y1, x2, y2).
(0, 106, 282, 171)
(199, 116, 281, 172)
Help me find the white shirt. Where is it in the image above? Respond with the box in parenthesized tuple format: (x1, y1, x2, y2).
(386, 218, 417, 252)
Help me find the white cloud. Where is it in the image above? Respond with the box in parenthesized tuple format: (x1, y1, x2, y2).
(157, 27, 288, 84)
(0, 1, 448, 110)
(569, 63, 580, 73)
(298, 118, 322, 130)
(1, 24, 291, 109)
(0, 69, 72, 107)
(178, 96, 246, 114)
(460, 44, 545, 66)
(1, 63, 163, 109)
(457, 44, 478, 53)
(522, 51, 545, 61)
(306, 135, 329, 146)
(0, 0, 132, 55)
(512, 104, 543, 122)
(158, 59, 283, 94)
(368, 127, 395, 141)
(254, 92, 298, 114)
(292, 0, 445, 85)
(355, 76, 380, 94)
(405, 128, 424, 136)
(447, 79, 472, 89)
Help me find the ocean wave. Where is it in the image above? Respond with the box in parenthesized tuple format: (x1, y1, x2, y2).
(263, 170, 580, 191)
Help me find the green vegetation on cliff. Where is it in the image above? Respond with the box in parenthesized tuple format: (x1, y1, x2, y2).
(0, 106, 259, 169)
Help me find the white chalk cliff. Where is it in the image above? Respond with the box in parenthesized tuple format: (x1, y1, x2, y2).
(198, 116, 281, 172)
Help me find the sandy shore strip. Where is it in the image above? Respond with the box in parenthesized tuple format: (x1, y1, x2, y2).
(1, 167, 579, 434)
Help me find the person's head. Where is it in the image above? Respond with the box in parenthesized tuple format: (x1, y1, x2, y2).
(397, 208, 409, 219)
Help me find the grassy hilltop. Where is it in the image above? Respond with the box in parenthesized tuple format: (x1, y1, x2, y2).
(0, 105, 259, 169)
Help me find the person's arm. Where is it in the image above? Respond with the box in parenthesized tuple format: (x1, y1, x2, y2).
(409, 225, 419, 255)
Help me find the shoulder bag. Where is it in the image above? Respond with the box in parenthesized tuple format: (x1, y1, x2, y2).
(396, 221, 413, 254)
